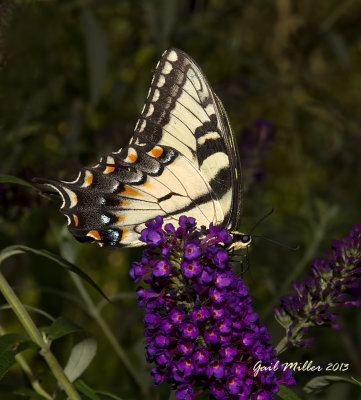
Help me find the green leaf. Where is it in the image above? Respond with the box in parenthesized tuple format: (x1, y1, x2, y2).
(74, 380, 127, 400)
(0, 304, 55, 322)
(0, 333, 34, 354)
(0, 351, 16, 381)
(14, 387, 50, 400)
(303, 375, 356, 394)
(74, 379, 101, 400)
(94, 390, 126, 400)
(0, 334, 35, 381)
(64, 337, 97, 382)
(81, 7, 108, 107)
(0, 245, 110, 301)
(277, 384, 302, 400)
(0, 247, 26, 264)
(0, 173, 35, 189)
(41, 316, 83, 341)
(350, 376, 361, 387)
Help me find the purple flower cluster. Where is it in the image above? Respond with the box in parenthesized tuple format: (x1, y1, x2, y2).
(275, 224, 361, 351)
(130, 216, 294, 400)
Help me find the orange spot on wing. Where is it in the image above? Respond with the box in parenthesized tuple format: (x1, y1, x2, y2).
(85, 174, 93, 185)
(120, 199, 131, 206)
(120, 185, 142, 197)
(105, 165, 115, 173)
(120, 229, 128, 242)
(88, 230, 101, 241)
(73, 215, 79, 226)
(117, 214, 125, 223)
(127, 153, 138, 163)
(150, 147, 163, 158)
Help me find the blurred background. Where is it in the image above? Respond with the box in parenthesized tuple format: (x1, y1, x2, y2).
(0, 1, 360, 399)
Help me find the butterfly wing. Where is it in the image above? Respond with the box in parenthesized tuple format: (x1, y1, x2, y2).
(132, 49, 242, 230)
(36, 49, 242, 247)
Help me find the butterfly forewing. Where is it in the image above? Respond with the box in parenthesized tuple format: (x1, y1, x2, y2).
(36, 49, 242, 247)
(132, 49, 241, 229)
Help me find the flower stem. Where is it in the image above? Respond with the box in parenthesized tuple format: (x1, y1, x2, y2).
(275, 336, 288, 355)
(0, 272, 81, 400)
(275, 319, 312, 355)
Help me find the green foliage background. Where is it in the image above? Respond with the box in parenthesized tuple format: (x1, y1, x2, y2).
(0, 1, 360, 399)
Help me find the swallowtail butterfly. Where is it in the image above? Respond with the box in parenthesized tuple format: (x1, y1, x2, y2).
(37, 49, 251, 250)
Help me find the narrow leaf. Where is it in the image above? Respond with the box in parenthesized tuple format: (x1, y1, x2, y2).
(94, 390, 126, 400)
(0, 351, 15, 381)
(42, 316, 83, 341)
(0, 245, 110, 301)
(0, 334, 35, 381)
(350, 376, 361, 387)
(14, 387, 50, 400)
(74, 379, 101, 400)
(304, 374, 356, 394)
(0, 333, 34, 354)
(0, 247, 25, 264)
(0, 304, 55, 322)
(0, 174, 35, 189)
(64, 337, 97, 382)
(277, 384, 302, 400)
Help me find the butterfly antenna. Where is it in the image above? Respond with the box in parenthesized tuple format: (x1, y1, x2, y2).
(252, 235, 300, 251)
(249, 208, 274, 234)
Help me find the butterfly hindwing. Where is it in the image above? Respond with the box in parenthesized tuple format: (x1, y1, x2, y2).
(36, 49, 242, 247)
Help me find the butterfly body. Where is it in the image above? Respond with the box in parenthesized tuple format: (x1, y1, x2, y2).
(37, 49, 249, 248)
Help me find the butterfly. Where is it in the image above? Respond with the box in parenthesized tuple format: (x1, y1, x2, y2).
(36, 49, 251, 251)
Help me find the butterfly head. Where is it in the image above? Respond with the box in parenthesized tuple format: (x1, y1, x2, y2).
(228, 231, 252, 252)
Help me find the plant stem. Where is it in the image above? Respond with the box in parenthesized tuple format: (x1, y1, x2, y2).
(275, 319, 312, 355)
(0, 272, 82, 400)
(0, 324, 53, 400)
(69, 273, 149, 397)
(275, 336, 288, 355)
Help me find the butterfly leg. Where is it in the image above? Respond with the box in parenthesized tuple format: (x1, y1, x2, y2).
(229, 246, 250, 274)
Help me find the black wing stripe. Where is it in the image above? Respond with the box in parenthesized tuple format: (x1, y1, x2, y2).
(142, 90, 208, 134)
(150, 63, 213, 125)
(133, 118, 196, 160)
